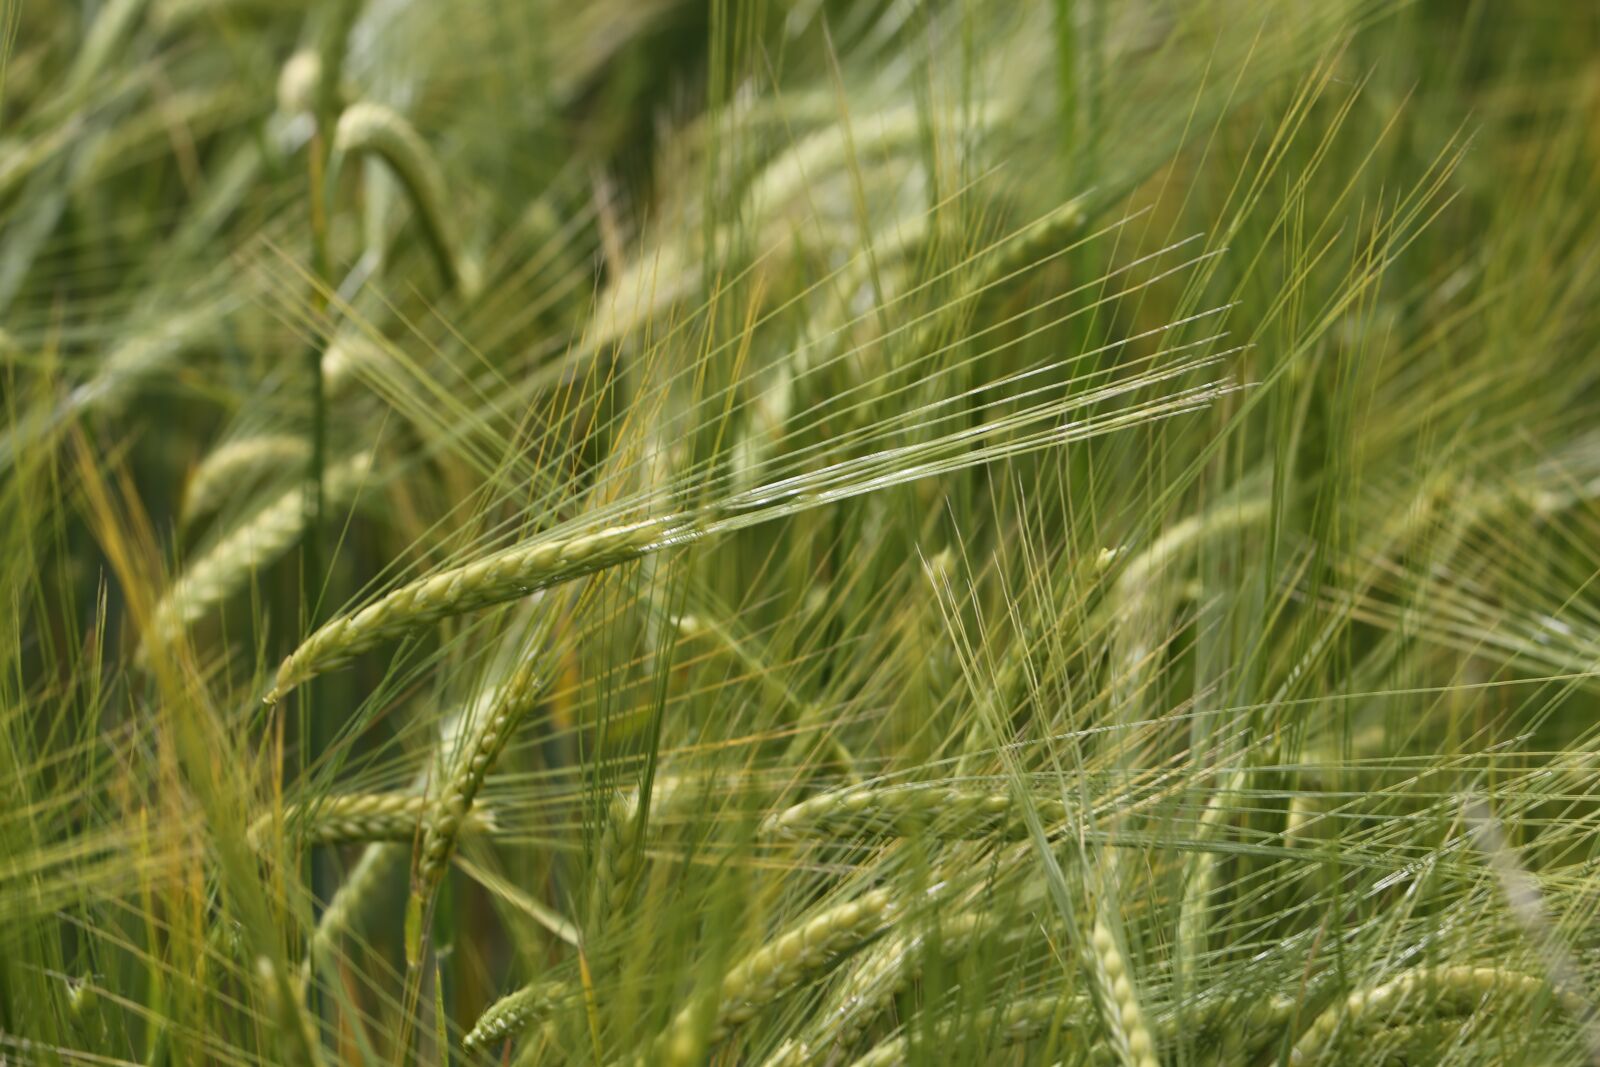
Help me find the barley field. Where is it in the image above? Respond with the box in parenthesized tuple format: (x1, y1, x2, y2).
(5, 2, 1600, 1065)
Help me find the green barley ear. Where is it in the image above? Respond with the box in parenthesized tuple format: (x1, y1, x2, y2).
(1287, 966, 1590, 1065)
(301, 698, 478, 993)
(276, 48, 321, 118)
(333, 101, 465, 292)
(761, 912, 1014, 1067)
(844, 994, 1085, 1067)
(247, 793, 495, 850)
(417, 607, 564, 887)
(301, 841, 403, 985)
(252, 953, 329, 1067)
(1102, 495, 1268, 975)
(760, 782, 1069, 840)
(462, 980, 567, 1054)
(651, 888, 899, 1067)
(182, 434, 311, 526)
(266, 518, 666, 700)
(144, 450, 373, 654)
(588, 778, 671, 932)
(1086, 910, 1160, 1067)
(0, 300, 226, 475)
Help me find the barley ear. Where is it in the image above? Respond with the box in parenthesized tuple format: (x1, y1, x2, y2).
(463, 980, 566, 1054)
(654, 889, 898, 1066)
(587, 783, 653, 930)
(844, 994, 1085, 1067)
(145, 450, 374, 655)
(1288, 965, 1591, 1065)
(760, 783, 1067, 840)
(267, 518, 665, 700)
(760, 911, 1009, 1067)
(333, 101, 464, 292)
(417, 615, 561, 887)
(1086, 908, 1161, 1067)
(276, 49, 321, 117)
(182, 434, 311, 526)
(300, 841, 404, 993)
(248, 792, 495, 850)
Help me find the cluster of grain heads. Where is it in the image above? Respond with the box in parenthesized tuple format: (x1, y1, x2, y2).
(760, 782, 1069, 840)
(1287, 966, 1591, 1065)
(143, 451, 374, 654)
(267, 518, 671, 700)
(247, 792, 495, 850)
(462, 979, 568, 1055)
(333, 101, 466, 293)
(266, 347, 1246, 702)
(651, 889, 899, 1067)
